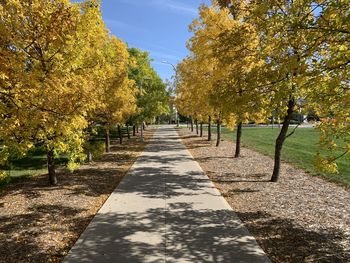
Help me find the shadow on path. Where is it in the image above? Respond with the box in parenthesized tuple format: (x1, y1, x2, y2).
(64, 127, 271, 263)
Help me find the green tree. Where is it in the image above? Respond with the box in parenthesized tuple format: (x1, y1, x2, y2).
(128, 48, 169, 127)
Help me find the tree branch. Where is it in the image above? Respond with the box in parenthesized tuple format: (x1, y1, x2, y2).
(285, 115, 308, 139)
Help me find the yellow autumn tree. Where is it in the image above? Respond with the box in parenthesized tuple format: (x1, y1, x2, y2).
(184, 0, 348, 181)
(192, 4, 267, 156)
(181, 4, 267, 149)
(179, 6, 233, 146)
(215, 0, 349, 180)
(251, 0, 336, 182)
(92, 36, 137, 152)
(308, 1, 350, 173)
(214, 0, 322, 181)
(176, 56, 216, 140)
(0, 0, 108, 185)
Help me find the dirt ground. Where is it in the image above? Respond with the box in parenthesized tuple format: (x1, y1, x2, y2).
(178, 128, 350, 263)
(0, 129, 155, 263)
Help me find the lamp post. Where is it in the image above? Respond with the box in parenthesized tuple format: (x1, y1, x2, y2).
(139, 76, 151, 141)
(161, 60, 176, 71)
(161, 60, 179, 127)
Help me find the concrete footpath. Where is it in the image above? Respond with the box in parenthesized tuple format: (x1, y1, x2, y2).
(64, 126, 270, 263)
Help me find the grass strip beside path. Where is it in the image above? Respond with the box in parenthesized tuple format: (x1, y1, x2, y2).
(198, 126, 349, 187)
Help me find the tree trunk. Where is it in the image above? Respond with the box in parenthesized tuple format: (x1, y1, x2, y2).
(126, 124, 130, 139)
(105, 127, 110, 153)
(141, 122, 144, 141)
(47, 149, 57, 185)
(190, 117, 194, 132)
(195, 119, 199, 135)
(137, 125, 139, 133)
(118, 125, 123, 144)
(200, 123, 203, 137)
(208, 116, 212, 141)
(216, 117, 221, 147)
(133, 125, 136, 136)
(271, 99, 295, 182)
(87, 151, 92, 163)
(271, 115, 274, 130)
(235, 122, 243, 158)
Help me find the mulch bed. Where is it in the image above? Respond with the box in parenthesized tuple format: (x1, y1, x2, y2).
(0, 129, 155, 263)
(178, 128, 350, 263)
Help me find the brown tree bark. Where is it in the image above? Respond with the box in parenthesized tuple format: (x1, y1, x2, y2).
(190, 117, 194, 132)
(208, 116, 212, 141)
(118, 125, 123, 144)
(133, 125, 136, 136)
(126, 124, 130, 139)
(216, 117, 221, 147)
(105, 127, 110, 152)
(141, 122, 144, 141)
(200, 123, 203, 137)
(234, 122, 243, 158)
(271, 99, 295, 182)
(195, 119, 199, 135)
(87, 151, 92, 163)
(47, 149, 57, 185)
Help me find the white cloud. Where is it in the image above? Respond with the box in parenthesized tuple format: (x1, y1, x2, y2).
(149, 50, 181, 62)
(155, 0, 198, 15)
(104, 19, 148, 33)
(117, 0, 199, 16)
(125, 42, 182, 62)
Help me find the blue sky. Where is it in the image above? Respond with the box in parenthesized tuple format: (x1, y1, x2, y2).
(101, 0, 211, 81)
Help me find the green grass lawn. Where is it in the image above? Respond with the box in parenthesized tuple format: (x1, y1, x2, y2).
(201, 126, 350, 187)
(0, 146, 68, 185)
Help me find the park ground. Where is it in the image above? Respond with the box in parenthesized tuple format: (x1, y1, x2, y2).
(0, 129, 155, 263)
(178, 127, 350, 262)
(205, 126, 349, 187)
(0, 125, 349, 262)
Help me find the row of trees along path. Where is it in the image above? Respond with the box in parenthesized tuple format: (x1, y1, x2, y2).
(0, 0, 169, 185)
(176, 0, 350, 182)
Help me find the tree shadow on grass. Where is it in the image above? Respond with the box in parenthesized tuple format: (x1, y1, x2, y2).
(237, 211, 350, 263)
